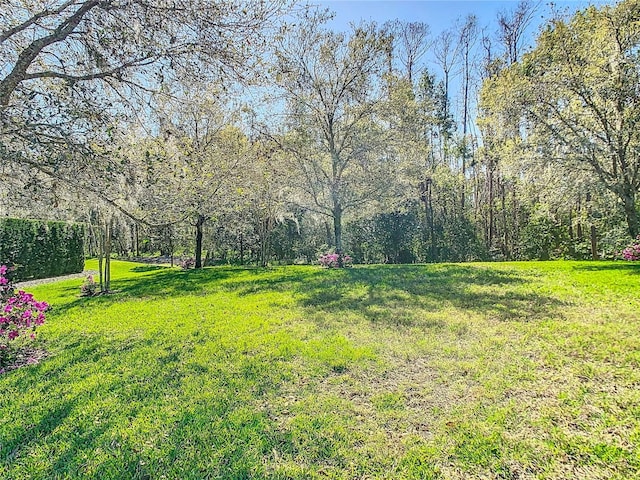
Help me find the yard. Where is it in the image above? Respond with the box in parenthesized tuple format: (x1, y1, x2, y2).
(1, 260, 639, 479)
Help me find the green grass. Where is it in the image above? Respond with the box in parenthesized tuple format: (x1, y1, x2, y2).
(1, 260, 639, 479)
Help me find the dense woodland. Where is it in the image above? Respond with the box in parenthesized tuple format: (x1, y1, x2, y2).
(1, 0, 638, 271)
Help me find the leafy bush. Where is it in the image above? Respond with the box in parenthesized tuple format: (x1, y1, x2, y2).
(0, 218, 84, 281)
(318, 253, 352, 268)
(518, 208, 569, 260)
(0, 265, 48, 369)
(599, 226, 632, 260)
(80, 275, 98, 296)
(622, 235, 640, 261)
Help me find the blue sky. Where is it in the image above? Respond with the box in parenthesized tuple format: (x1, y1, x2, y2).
(317, 1, 613, 43)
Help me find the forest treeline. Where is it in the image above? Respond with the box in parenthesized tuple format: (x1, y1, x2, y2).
(1, 0, 638, 271)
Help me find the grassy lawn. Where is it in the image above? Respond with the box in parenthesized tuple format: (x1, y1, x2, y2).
(1, 260, 639, 479)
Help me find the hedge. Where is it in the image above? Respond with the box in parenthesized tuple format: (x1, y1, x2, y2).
(0, 218, 85, 281)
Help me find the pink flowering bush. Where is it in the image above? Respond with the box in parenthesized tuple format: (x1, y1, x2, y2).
(318, 253, 353, 268)
(0, 265, 48, 367)
(80, 274, 98, 296)
(622, 235, 640, 261)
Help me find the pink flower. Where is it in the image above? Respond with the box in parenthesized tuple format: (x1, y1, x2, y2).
(33, 301, 48, 311)
(19, 291, 33, 302)
(0, 270, 47, 361)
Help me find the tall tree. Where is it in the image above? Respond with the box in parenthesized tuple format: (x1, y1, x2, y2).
(273, 15, 391, 257)
(242, 138, 292, 267)
(131, 93, 248, 267)
(433, 28, 460, 165)
(458, 14, 479, 209)
(497, 0, 538, 65)
(476, 0, 537, 257)
(482, 0, 640, 237)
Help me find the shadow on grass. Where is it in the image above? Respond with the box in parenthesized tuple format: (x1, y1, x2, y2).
(46, 267, 252, 317)
(571, 262, 640, 274)
(54, 264, 570, 325)
(130, 265, 169, 273)
(0, 330, 289, 479)
(118, 266, 249, 298)
(259, 265, 568, 323)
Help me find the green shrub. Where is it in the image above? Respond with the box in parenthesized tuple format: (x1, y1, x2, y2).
(0, 218, 84, 281)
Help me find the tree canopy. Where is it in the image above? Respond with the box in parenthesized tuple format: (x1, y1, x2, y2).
(481, 0, 640, 236)
(1, 0, 639, 267)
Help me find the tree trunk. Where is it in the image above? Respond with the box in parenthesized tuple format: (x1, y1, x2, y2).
(169, 229, 174, 268)
(428, 183, 436, 262)
(420, 178, 436, 262)
(129, 224, 135, 257)
(442, 70, 450, 166)
(473, 165, 480, 224)
(324, 221, 333, 248)
(568, 208, 574, 239)
(500, 179, 508, 258)
(461, 148, 466, 212)
(259, 217, 271, 268)
(135, 223, 140, 257)
(488, 165, 495, 251)
(576, 194, 583, 241)
(195, 214, 205, 269)
(98, 230, 104, 293)
(461, 54, 470, 212)
(104, 218, 112, 292)
(621, 190, 639, 238)
(585, 191, 599, 260)
(333, 207, 343, 255)
(511, 183, 519, 258)
(239, 233, 244, 265)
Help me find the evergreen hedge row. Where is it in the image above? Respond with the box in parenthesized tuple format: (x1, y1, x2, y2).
(0, 218, 85, 281)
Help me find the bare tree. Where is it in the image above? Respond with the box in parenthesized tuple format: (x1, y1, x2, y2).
(497, 0, 539, 65)
(458, 14, 479, 209)
(433, 28, 460, 164)
(385, 20, 431, 83)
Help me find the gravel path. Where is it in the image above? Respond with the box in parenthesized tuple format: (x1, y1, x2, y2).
(15, 270, 98, 289)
